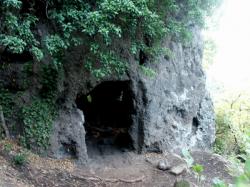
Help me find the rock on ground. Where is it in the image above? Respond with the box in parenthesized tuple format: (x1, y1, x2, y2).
(170, 164, 188, 175)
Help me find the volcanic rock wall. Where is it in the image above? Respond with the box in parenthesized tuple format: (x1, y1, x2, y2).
(48, 25, 215, 164)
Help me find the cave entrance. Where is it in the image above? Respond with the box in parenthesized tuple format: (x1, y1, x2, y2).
(76, 81, 135, 157)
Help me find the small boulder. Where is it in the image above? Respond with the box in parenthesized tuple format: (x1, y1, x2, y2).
(145, 157, 157, 166)
(157, 160, 171, 171)
(170, 163, 187, 175)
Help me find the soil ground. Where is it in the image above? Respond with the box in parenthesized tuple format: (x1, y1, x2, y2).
(0, 140, 233, 187)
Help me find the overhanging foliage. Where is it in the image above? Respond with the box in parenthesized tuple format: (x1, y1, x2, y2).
(0, 0, 220, 77)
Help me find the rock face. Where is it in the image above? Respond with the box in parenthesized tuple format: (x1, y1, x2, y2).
(47, 26, 215, 162)
(131, 26, 216, 153)
(0, 24, 215, 163)
(49, 109, 88, 164)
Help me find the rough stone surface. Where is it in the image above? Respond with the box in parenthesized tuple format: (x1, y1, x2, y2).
(129, 26, 215, 153)
(170, 163, 188, 175)
(157, 160, 171, 171)
(0, 23, 216, 163)
(43, 25, 216, 162)
(49, 109, 88, 164)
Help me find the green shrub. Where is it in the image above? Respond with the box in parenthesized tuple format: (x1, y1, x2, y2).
(3, 143, 13, 153)
(12, 152, 27, 166)
(192, 164, 205, 185)
(139, 65, 156, 78)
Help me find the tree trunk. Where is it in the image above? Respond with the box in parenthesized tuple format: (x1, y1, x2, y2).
(0, 105, 10, 139)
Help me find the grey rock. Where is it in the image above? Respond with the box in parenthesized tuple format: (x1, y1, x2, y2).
(41, 25, 216, 163)
(0, 20, 215, 165)
(157, 160, 171, 170)
(145, 157, 157, 166)
(49, 109, 88, 164)
(130, 26, 215, 153)
(170, 164, 187, 175)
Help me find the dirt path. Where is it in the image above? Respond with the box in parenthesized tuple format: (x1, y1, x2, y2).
(0, 141, 233, 187)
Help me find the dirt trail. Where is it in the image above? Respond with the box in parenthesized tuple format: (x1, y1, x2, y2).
(0, 141, 233, 187)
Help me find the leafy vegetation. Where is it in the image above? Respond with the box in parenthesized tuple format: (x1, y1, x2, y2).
(3, 143, 13, 153)
(202, 2, 250, 185)
(212, 160, 250, 187)
(0, 0, 221, 157)
(212, 92, 250, 186)
(139, 65, 156, 78)
(0, 89, 15, 139)
(21, 99, 56, 152)
(0, 0, 42, 60)
(182, 149, 205, 186)
(182, 149, 250, 186)
(235, 159, 250, 186)
(0, 0, 220, 78)
(12, 152, 27, 166)
(214, 93, 250, 160)
(0, 88, 15, 119)
(40, 64, 63, 101)
(192, 164, 205, 185)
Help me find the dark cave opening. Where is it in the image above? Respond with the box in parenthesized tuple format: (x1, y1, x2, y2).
(192, 117, 200, 134)
(61, 142, 77, 159)
(76, 81, 135, 156)
(139, 50, 147, 65)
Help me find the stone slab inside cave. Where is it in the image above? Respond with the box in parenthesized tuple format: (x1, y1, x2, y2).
(76, 81, 136, 158)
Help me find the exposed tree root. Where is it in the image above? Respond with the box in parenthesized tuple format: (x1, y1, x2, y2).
(72, 173, 145, 184)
